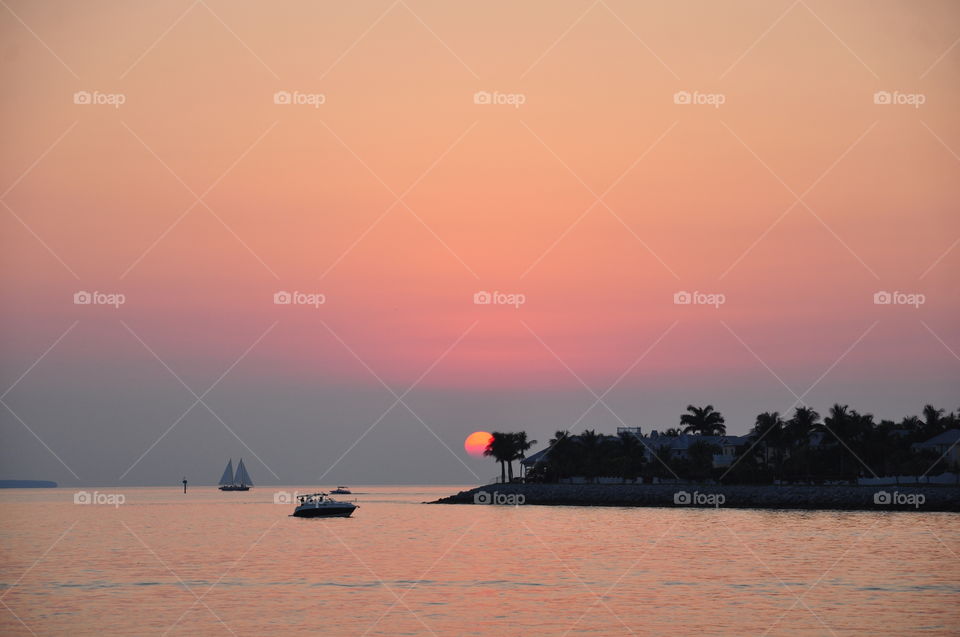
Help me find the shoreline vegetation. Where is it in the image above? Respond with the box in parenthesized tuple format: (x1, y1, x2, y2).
(438, 403, 960, 511)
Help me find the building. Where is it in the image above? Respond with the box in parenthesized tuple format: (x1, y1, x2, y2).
(631, 432, 750, 467)
(520, 428, 751, 474)
(912, 429, 960, 467)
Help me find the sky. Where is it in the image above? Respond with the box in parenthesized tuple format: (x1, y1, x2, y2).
(1, 0, 958, 486)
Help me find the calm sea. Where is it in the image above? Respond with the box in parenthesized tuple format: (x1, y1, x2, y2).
(1, 486, 957, 635)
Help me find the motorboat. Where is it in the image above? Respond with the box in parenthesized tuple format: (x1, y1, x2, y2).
(330, 486, 352, 494)
(292, 492, 357, 518)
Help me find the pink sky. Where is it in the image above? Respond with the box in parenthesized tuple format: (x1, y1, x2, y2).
(1, 0, 958, 484)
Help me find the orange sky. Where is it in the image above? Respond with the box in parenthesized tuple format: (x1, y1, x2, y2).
(1, 1, 958, 484)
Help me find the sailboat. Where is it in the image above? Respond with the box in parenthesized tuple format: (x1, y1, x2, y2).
(218, 458, 253, 491)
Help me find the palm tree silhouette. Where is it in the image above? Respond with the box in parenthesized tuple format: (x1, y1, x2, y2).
(922, 404, 946, 438)
(751, 411, 785, 478)
(509, 432, 537, 481)
(786, 406, 820, 447)
(615, 431, 645, 483)
(578, 429, 604, 482)
(680, 404, 726, 436)
(822, 404, 869, 480)
(785, 406, 820, 481)
(484, 431, 512, 483)
(547, 430, 576, 481)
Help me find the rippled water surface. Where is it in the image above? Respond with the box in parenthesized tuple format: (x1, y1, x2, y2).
(1, 486, 958, 635)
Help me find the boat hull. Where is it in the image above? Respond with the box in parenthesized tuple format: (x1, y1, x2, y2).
(219, 485, 250, 491)
(293, 505, 356, 518)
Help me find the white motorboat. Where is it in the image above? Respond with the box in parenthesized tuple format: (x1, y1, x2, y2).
(292, 492, 357, 518)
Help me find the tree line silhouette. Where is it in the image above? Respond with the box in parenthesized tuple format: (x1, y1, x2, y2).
(485, 404, 959, 484)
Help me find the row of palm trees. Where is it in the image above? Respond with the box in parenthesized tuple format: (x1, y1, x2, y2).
(491, 403, 958, 484)
(735, 403, 959, 483)
(543, 428, 648, 483)
(483, 432, 537, 483)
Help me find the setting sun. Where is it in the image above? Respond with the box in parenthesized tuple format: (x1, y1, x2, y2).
(464, 431, 494, 458)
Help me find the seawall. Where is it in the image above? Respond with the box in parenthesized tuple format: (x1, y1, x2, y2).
(431, 483, 960, 512)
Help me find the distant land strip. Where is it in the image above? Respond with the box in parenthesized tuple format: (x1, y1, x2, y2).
(0, 480, 58, 488)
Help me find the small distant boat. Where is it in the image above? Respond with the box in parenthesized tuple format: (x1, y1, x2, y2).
(292, 492, 357, 518)
(218, 458, 253, 491)
(330, 486, 351, 494)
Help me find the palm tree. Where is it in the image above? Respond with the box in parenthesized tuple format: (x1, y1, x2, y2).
(900, 415, 922, 432)
(786, 406, 820, 447)
(922, 404, 946, 438)
(680, 404, 726, 436)
(822, 404, 851, 436)
(578, 429, 603, 482)
(784, 406, 820, 482)
(509, 432, 537, 481)
(615, 431, 645, 483)
(484, 431, 513, 483)
(822, 404, 866, 480)
(547, 430, 576, 481)
(751, 412, 784, 469)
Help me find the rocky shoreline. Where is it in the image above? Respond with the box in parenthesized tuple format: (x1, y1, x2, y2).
(431, 483, 960, 512)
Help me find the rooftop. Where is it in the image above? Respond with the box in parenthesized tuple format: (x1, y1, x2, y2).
(915, 429, 960, 447)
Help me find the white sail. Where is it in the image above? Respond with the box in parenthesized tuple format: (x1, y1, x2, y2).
(218, 459, 234, 486)
(235, 458, 253, 486)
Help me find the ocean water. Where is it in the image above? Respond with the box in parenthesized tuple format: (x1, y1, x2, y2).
(0, 486, 957, 636)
